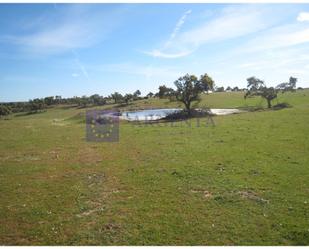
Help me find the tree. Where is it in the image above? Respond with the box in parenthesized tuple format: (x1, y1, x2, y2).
(133, 90, 141, 100)
(158, 85, 168, 98)
(55, 95, 62, 104)
(28, 98, 45, 112)
(276, 77, 297, 93)
(78, 96, 89, 108)
(226, 86, 232, 91)
(232, 86, 239, 92)
(0, 105, 11, 117)
(245, 77, 277, 108)
(44, 96, 54, 106)
(174, 74, 202, 116)
(110, 92, 123, 104)
(216, 86, 225, 92)
(146, 92, 154, 98)
(90, 94, 106, 106)
(158, 85, 175, 99)
(124, 94, 133, 105)
(199, 73, 214, 92)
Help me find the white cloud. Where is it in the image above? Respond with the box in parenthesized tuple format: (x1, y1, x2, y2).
(14, 23, 92, 53)
(297, 12, 309, 22)
(71, 73, 80, 77)
(180, 7, 269, 47)
(143, 49, 193, 59)
(71, 49, 89, 79)
(143, 9, 193, 59)
(163, 9, 192, 49)
(0, 5, 124, 55)
(237, 24, 309, 53)
(144, 6, 276, 59)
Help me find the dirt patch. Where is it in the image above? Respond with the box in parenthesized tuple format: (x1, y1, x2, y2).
(85, 173, 106, 188)
(49, 150, 60, 160)
(51, 118, 70, 126)
(2, 153, 42, 162)
(236, 190, 269, 204)
(190, 189, 213, 199)
(76, 147, 104, 166)
(76, 206, 105, 218)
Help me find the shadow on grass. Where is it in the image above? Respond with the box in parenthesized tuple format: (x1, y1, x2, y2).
(115, 103, 132, 108)
(237, 102, 292, 112)
(14, 110, 46, 117)
(272, 102, 292, 110)
(59, 104, 79, 110)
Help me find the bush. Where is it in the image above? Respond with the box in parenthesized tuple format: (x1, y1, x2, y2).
(0, 105, 11, 117)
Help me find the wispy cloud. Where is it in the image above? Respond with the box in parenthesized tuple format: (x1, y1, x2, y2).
(237, 47, 309, 72)
(71, 73, 80, 77)
(236, 24, 309, 53)
(8, 23, 92, 54)
(297, 12, 309, 22)
(143, 49, 193, 59)
(71, 49, 89, 79)
(0, 5, 125, 56)
(144, 6, 278, 59)
(143, 9, 193, 59)
(164, 9, 192, 49)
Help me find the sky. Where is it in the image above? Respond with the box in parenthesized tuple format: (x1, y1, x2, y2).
(1, 3, 309, 102)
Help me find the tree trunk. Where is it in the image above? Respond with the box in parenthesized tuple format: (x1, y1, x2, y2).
(185, 102, 191, 116)
(267, 99, 272, 108)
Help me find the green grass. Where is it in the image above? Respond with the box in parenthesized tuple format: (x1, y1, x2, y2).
(0, 90, 309, 245)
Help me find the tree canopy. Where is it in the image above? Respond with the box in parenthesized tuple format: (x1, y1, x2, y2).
(0, 105, 11, 117)
(245, 76, 297, 108)
(174, 74, 202, 115)
(199, 73, 214, 92)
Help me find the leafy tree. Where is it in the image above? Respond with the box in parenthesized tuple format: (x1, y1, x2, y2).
(226, 86, 232, 91)
(124, 94, 133, 105)
(110, 92, 123, 104)
(44, 96, 54, 106)
(28, 98, 45, 112)
(199, 73, 214, 92)
(174, 74, 202, 116)
(55, 95, 62, 104)
(158, 85, 168, 98)
(146, 92, 154, 98)
(90, 94, 106, 106)
(0, 105, 11, 117)
(79, 96, 89, 108)
(216, 86, 225, 92)
(245, 77, 277, 108)
(232, 86, 239, 92)
(133, 90, 141, 98)
(158, 85, 175, 99)
(276, 77, 297, 93)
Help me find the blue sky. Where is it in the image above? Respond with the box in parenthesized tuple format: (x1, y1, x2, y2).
(1, 3, 309, 102)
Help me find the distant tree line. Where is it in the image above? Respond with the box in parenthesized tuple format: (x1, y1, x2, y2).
(0, 72, 300, 117)
(0, 89, 147, 116)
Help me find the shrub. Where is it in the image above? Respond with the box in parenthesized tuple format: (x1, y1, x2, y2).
(0, 105, 11, 117)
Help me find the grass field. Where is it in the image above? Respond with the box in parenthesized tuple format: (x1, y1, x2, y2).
(0, 90, 308, 245)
